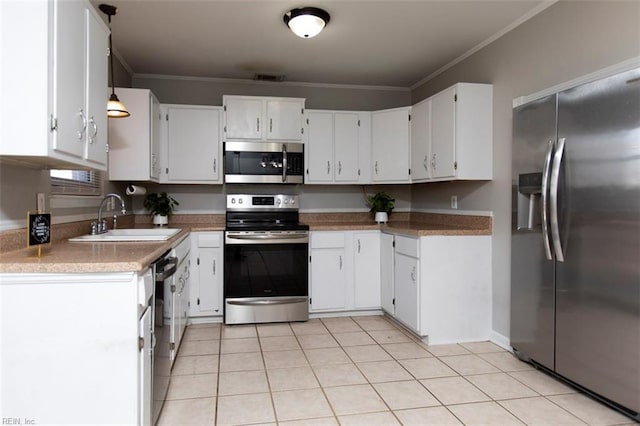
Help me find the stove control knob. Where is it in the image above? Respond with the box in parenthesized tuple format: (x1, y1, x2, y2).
(284, 198, 289, 204)
(239, 198, 243, 204)
(277, 199, 282, 205)
(231, 198, 236, 204)
(291, 199, 296, 205)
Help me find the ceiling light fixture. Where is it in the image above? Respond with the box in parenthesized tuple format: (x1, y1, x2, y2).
(283, 7, 330, 39)
(99, 3, 130, 118)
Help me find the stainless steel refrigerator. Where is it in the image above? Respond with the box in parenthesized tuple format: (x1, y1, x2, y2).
(511, 67, 640, 420)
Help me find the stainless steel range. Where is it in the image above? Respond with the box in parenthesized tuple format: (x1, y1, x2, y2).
(224, 194, 309, 324)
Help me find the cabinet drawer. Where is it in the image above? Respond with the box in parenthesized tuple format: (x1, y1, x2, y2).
(395, 235, 419, 258)
(198, 232, 221, 248)
(311, 232, 345, 249)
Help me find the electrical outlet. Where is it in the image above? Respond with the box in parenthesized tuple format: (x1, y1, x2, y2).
(37, 193, 46, 212)
(451, 195, 458, 209)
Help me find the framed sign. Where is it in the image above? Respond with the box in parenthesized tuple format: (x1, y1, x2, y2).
(28, 212, 51, 247)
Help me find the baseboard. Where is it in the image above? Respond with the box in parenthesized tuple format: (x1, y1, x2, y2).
(490, 330, 512, 351)
(309, 309, 384, 319)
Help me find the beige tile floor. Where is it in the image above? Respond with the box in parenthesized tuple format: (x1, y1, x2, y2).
(158, 316, 635, 426)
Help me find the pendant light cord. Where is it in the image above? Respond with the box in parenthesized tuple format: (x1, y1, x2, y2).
(108, 14, 116, 97)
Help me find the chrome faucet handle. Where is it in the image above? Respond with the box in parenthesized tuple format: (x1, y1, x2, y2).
(90, 222, 98, 235)
(113, 215, 118, 229)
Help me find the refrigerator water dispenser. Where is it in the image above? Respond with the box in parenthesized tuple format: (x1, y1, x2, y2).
(517, 172, 542, 230)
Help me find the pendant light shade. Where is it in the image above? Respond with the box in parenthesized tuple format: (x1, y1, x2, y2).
(283, 7, 330, 38)
(99, 3, 130, 118)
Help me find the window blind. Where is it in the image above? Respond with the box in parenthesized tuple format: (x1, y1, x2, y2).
(50, 170, 103, 196)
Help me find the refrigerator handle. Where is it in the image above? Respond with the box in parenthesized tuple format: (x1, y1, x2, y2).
(550, 137, 566, 262)
(541, 139, 555, 261)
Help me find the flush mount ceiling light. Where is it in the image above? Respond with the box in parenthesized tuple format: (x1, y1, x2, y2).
(283, 7, 330, 39)
(99, 3, 130, 118)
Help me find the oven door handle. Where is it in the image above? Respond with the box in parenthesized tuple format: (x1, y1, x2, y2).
(154, 257, 178, 281)
(227, 297, 308, 306)
(225, 233, 309, 244)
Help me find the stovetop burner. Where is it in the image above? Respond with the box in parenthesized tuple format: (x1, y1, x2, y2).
(225, 194, 308, 232)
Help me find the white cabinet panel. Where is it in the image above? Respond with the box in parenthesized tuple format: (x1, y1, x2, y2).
(190, 232, 223, 317)
(410, 98, 431, 182)
(310, 247, 346, 311)
(108, 88, 161, 181)
(334, 113, 360, 182)
(224, 96, 304, 142)
(162, 105, 222, 184)
(380, 232, 395, 315)
(306, 111, 334, 182)
(430, 86, 457, 179)
(0, 0, 109, 170)
(394, 238, 420, 332)
(353, 232, 381, 309)
(371, 107, 410, 183)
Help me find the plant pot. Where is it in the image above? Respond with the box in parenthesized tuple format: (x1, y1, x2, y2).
(153, 214, 169, 226)
(374, 212, 388, 224)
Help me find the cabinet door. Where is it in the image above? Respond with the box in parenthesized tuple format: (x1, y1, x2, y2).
(334, 113, 360, 182)
(371, 107, 410, 182)
(167, 106, 221, 182)
(353, 232, 381, 309)
(267, 99, 303, 141)
(150, 96, 161, 180)
(51, 0, 86, 159)
(224, 97, 263, 140)
(193, 247, 222, 316)
(138, 305, 152, 426)
(84, 7, 108, 168)
(380, 233, 395, 314)
(306, 111, 334, 182)
(430, 87, 456, 179)
(394, 252, 419, 332)
(310, 248, 346, 311)
(410, 99, 431, 181)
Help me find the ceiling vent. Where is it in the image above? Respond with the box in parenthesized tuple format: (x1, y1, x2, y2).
(254, 73, 285, 82)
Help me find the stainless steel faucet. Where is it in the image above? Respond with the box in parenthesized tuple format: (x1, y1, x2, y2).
(92, 193, 127, 234)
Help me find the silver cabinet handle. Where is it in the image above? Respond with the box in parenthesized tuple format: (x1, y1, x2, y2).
(423, 155, 428, 171)
(256, 117, 260, 132)
(410, 266, 416, 282)
(213, 158, 217, 173)
(88, 116, 98, 144)
(338, 161, 342, 174)
(339, 255, 343, 270)
(327, 160, 330, 174)
(282, 144, 288, 182)
(357, 239, 361, 254)
(541, 139, 555, 261)
(269, 118, 273, 133)
(431, 153, 437, 170)
(77, 109, 87, 139)
(550, 137, 566, 262)
(213, 259, 216, 275)
(375, 161, 379, 174)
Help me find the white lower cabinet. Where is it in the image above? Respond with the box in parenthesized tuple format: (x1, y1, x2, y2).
(189, 232, 224, 317)
(309, 232, 347, 311)
(383, 232, 491, 344)
(309, 231, 381, 313)
(0, 270, 152, 425)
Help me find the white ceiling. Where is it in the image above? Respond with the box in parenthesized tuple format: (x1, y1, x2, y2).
(95, 0, 549, 88)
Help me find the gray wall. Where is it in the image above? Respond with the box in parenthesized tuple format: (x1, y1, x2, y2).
(411, 1, 640, 340)
(133, 75, 410, 110)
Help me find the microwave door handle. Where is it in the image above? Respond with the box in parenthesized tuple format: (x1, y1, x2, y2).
(282, 144, 288, 183)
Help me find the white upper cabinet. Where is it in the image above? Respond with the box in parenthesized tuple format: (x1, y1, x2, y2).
(305, 110, 366, 184)
(160, 105, 223, 184)
(0, 0, 109, 170)
(424, 83, 493, 181)
(371, 107, 411, 183)
(410, 98, 431, 182)
(223, 95, 304, 142)
(108, 88, 161, 181)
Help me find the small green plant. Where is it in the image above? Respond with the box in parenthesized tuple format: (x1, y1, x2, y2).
(366, 192, 395, 214)
(143, 192, 179, 216)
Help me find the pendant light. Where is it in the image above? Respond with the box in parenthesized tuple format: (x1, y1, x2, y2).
(283, 7, 330, 39)
(99, 3, 130, 118)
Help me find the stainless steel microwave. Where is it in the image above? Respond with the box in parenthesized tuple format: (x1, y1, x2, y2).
(224, 141, 304, 184)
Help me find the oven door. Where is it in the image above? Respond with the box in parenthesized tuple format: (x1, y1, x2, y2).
(224, 230, 309, 324)
(224, 141, 304, 184)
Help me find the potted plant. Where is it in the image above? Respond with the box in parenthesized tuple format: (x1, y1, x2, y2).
(143, 192, 179, 226)
(366, 192, 395, 223)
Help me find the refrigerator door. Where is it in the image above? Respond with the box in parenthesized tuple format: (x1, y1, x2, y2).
(511, 94, 557, 370)
(555, 68, 640, 414)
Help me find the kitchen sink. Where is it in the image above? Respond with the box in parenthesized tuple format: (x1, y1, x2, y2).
(69, 228, 181, 242)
